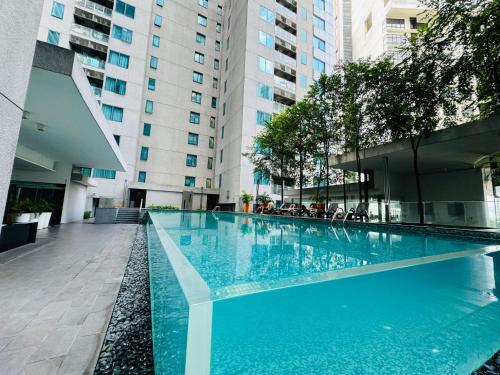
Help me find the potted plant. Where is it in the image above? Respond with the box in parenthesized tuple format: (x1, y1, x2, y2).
(257, 193, 272, 209)
(8, 199, 39, 224)
(311, 193, 326, 211)
(35, 200, 53, 229)
(240, 191, 254, 213)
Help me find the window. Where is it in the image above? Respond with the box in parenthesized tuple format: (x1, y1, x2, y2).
(198, 0, 208, 9)
(258, 56, 274, 74)
(300, 6, 307, 20)
(194, 52, 205, 64)
(93, 169, 116, 179)
(365, 13, 372, 32)
(254, 170, 270, 185)
(259, 31, 274, 48)
(225, 58, 229, 72)
(198, 14, 207, 27)
(300, 29, 307, 43)
(154, 14, 162, 27)
(313, 36, 326, 51)
(186, 154, 198, 167)
(145, 100, 154, 113)
(218, 174, 222, 187)
(150, 56, 158, 69)
(206, 178, 212, 188)
(112, 25, 133, 43)
(148, 78, 156, 91)
(152, 35, 160, 47)
(210, 116, 216, 128)
(115, 0, 135, 18)
(102, 104, 123, 122)
(256, 110, 272, 126)
(140, 147, 149, 161)
(193, 71, 204, 84)
(313, 58, 326, 73)
(386, 18, 405, 29)
(222, 103, 226, 115)
(213, 78, 218, 89)
(224, 80, 227, 93)
(314, 0, 325, 10)
(156, 0, 164, 6)
(226, 37, 230, 49)
(211, 97, 217, 108)
(113, 135, 120, 145)
(108, 50, 129, 68)
(300, 75, 307, 89)
(51, 1, 64, 19)
(143, 123, 151, 136)
(313, 15, 326, 30)
(214, 59, 220, 70)
(215, 40, 221, 51)
(221, 126, 224, 138)
(185, 176, 196, 187)
(257, 83, 273, 100)
(217, 5, 223, 16)
(259, 5, 275, 23)
(300, 53, 307, 65)
(220, 149, 223, 163)
(47, 30, 60, 45)
(207, 157, 213, 170)
(196, 33, 206, 45)
(190, 112, 201, 124)
(192, 91, 202, 104)
(104, 77, 127, 95)
(138, 171, 146, 183)
(385, 34, 407, 46)
(209, 137, 214, 149)
(216, 23, 221, 33)
(188, 133, 199, 145)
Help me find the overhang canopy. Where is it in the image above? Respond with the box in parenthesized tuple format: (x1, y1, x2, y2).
(330, 116, 500, 175)
(15, 41, 126, 172)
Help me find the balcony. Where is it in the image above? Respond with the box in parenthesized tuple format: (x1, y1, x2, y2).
(275, 36, 296, 59)
(275, 3, 296, 21)
(74, 7, 111, 31)
(275, 14, 297, 35)
(77, 54, 105, 70)
(70, 35, 108, 61)
(91, 85, 102, 97)
(276, 0, 297, 14)
(274, 76, 296, 92)
(71, 23, 109, 44)
(274, 87, 296, 106)
(275, 26, 296, 45)
(273, 101, 289, 113)
(274, 50, 296, 68)
(75, 0, 112, 18)
(274, 61, 296, 82)
(384, 0, 427, 18)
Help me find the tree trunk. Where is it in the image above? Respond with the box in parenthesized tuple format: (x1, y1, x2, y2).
(325, 148, 330, 208)
(299, 150, 304, 208)
(342, 170, 347, 211)
(411, 138, 424, 225)
(355, 147, 362, 204)
(280, 156, 284, 205)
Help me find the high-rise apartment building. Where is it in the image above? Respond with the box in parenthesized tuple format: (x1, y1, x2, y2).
(350, 0, 427, 61)
(36, 0, 335, 211)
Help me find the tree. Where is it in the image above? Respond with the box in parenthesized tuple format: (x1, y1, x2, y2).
(306, 72, 344, 208)
(420, 0, 500, 117)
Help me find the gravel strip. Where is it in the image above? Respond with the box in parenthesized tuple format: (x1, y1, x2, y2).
(473, 351, 500, 375)
(94, 225, 154, 374)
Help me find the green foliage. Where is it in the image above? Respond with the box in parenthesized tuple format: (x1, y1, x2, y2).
(147, 205, 178, 210)
(311, 193, 325, 204)
(256, 193, 272, 205)
(240, 191, 254, 204)
(8, 199, 52, 214)
(83, 211, 91, 219)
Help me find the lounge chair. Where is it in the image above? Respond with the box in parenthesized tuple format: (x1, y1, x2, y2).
(344, 202, 370, 222)
(325, 203, 345, 220)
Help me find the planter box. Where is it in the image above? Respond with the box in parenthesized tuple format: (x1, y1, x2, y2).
(0, 223, 38, 252)
(37, 212, 52, 230)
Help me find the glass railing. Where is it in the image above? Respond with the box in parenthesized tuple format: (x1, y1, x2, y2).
(275, 26, 296, 45)
(71, 24, 109, 43)
(275, 3, 297, 21)
(273, 101, 289, 113)
(76, 53, 105, 69)
(324, 200, 500, 228)
(274, 50, 296, 67)
(91, 86, 102, 97)
(274, 76, 296, 92)
(75, 0, 112, 17)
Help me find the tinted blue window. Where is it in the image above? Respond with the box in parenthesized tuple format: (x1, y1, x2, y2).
(108, 50, 129, 68)
(104, 77, 127, 95)
(257, 83, 273, 100)
(259, 31, 274, 48)
(115, 0, 135, 18)
(154, 15, 162, 27)
(259, 6, 274, 23)
(47, 30, 60, 45)
(143, 123, 151, 136)
(51, 2, 64, 19)
(313, 58, 326, 73)
(150, 56, 158, 69)
(186, 154, 198, 167)
(145, 100, 154, 114)
(93, 169, 116, 179)
(112, 25, 133, 43)
(190, 112, 200, 124)
(254, 170, 270, 185)
(140, 147, 149, 161)
(185, 176, 196, 187)
(256, 110, 272, 125)
(102, 104, 123, 122)
(188, 133, 199, 145)
(152, 35, 160, 47)
(138, 171, 146, 182)
(156, 0, 164, 6)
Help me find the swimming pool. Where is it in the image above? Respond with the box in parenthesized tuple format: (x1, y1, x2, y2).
(147, 211, 500, 374)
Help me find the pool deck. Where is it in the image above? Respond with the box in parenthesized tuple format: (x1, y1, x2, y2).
(0, 222, 137, 375)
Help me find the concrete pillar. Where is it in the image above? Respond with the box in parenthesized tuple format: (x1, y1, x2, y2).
(0, 0, 44, 230)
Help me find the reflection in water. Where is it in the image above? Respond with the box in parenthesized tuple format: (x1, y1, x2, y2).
(152, 212, 492, 291)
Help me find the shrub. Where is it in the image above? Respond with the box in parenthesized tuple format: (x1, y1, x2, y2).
(83, 211, 91, 219)
(147, 205, 178, 210)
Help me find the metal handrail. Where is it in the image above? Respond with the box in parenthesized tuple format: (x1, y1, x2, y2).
(212, 206, 220, 213)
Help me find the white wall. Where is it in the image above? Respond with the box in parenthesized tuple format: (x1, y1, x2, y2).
(64, 182, 87, 223)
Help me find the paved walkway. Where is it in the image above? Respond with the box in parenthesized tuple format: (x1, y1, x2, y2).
(0, 223, 137, 375)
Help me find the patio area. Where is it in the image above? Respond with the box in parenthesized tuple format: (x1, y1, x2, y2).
(0, 222, 137, 375)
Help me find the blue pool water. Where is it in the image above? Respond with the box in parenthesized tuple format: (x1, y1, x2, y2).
(148, 211, 500, 374)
